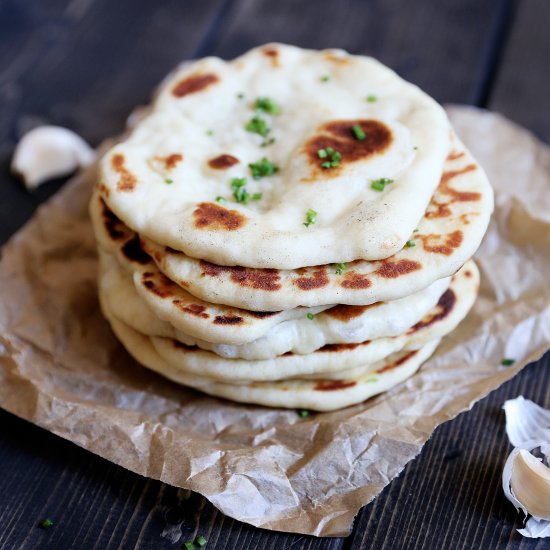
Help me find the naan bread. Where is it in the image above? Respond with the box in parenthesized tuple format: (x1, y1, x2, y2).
(89, 193, 329, 345)
(100, 248, 452, 360)
(105, 313, 441, 411)
(98, 43, 451, 268)
(141, 132, 492, 310)
(100, 261, 478, 382)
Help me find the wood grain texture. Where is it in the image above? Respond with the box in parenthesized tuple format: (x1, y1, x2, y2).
(489, 0, 550, 143)
(0, 0, 549, 548)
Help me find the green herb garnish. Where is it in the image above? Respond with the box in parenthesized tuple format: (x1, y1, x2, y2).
(365, 376, 378, 383)
(254, 97, 280, 115)
(371, 178, 394, 192)
(501, 358, 516, 366)
(237, 92, 245, 99)
(183, 542, 195, 550)
(39, 518, 54, 530)
(303, 208, 317, 228)
(335, 263, 346, 275)
(196, 535, 208, 547)
(307, 313, 315, 320)
(245, 116, 269, 137)
(413, 228, 419, 233)
(405, 240, 416, 248)
(260, 137, 276, 147)
(352, 124, 366, 141)
(297, 409, 311, 417)
(366, 94, 377, 102)
(215, 196, 226, 204)
(317, 147, 341, 169)
(249, 158, 279, 179)
(320, 75, 330, 82)
(230, 178, 262, 205)
(206, 129, 214, 136)
(165, 178, 173, 184)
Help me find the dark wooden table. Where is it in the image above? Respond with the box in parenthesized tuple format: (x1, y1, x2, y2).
(1, 1, 549, 548)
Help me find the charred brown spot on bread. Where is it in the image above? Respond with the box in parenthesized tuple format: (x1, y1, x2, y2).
(324, 303, 379, 321)
(293, 267, 330, 291)
(199, 260, 281, 291)
(172, 301, 209, 319)
(172, 73, 219, 97)
(446, 151, 465, 161)
(323, 52, 350, 64)
(426, 164, 481, 219)
(141, 272, 176, 299)
(340, 272, 372, 289)
(100, 198, 126, 240)
(376, 350, 418, 374)
(314, 380, 357, 391)
(247, 310, 280, 319)
(193, 202, 247, 231)
(318, 341, 370, 352)
(121, 236, 151, 264)
(374, 259, 421, 279)
(262, 47, 280, 67)
(409, 289, 456, 333)
(303, 120, 392, 178)
(98, 183, 110, 198)
(464, 269, 472, 278)
(213, 314, 244, 325)
(208, 154, 240, 169)
(156, 153, 183, 170)
(418, 230, 463, 255)
(112, 153, 137, 192)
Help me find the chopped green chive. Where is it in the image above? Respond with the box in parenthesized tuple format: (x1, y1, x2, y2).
(371, 178, 394, 192)
(39, 518, 54, 530)
(297, 409, 311, 417)
(413, 228, 419, 233)
(245, 116, 270, 137)
(366, 94, 377, 102)
(317, 147, 341, 169)
(215, 196, 226, 204)
(307, 313, 315, 320)
(196, 535, 208, 547)
(249, 158, 279, 180)
(260, 137, 276, 147)
(335, 263, 346, 275)
(320, 75, 330, 82)
(501, 358, 515, 366)
(165, 178, 173, 184)
(254, 97, 280, 115)
(405, 240, 416, 248)
(183, 542, 195, 550)
(230, 178, 262, 205)
(352, 124, 366, 141)
(303, 208, 317, 228)
(206, 129, 214, 136)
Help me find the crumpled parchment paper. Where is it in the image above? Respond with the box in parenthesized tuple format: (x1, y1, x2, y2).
(0, 106, 548, 537)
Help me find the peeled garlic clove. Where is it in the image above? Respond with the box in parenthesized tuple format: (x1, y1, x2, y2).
(11, 126, 95, 190)
(504, 448, 550, 521)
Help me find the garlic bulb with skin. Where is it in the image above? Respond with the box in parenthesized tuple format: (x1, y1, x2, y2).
(11, 126, 95, 190)
(502, 397, 550, 538)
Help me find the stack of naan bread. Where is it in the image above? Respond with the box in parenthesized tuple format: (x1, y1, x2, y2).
(91, 44, 493, 411)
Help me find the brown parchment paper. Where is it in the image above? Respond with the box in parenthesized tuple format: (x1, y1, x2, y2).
(0, 106, 549, 537)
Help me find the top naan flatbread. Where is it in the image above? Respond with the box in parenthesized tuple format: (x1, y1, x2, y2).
(98, 43, 451, 268)
(141, 133, 493, 310)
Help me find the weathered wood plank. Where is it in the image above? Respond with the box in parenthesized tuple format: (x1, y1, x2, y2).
(489, 0, 550, 142)
(208, 0, 505, 104)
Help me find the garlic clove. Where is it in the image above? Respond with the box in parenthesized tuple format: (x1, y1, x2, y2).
(510, 449, 550, 521)
(504, 396, 550, 449)
(11, 126, 95, 190)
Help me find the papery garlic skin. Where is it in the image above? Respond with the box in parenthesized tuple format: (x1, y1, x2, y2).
(11, 126, 95, 189)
